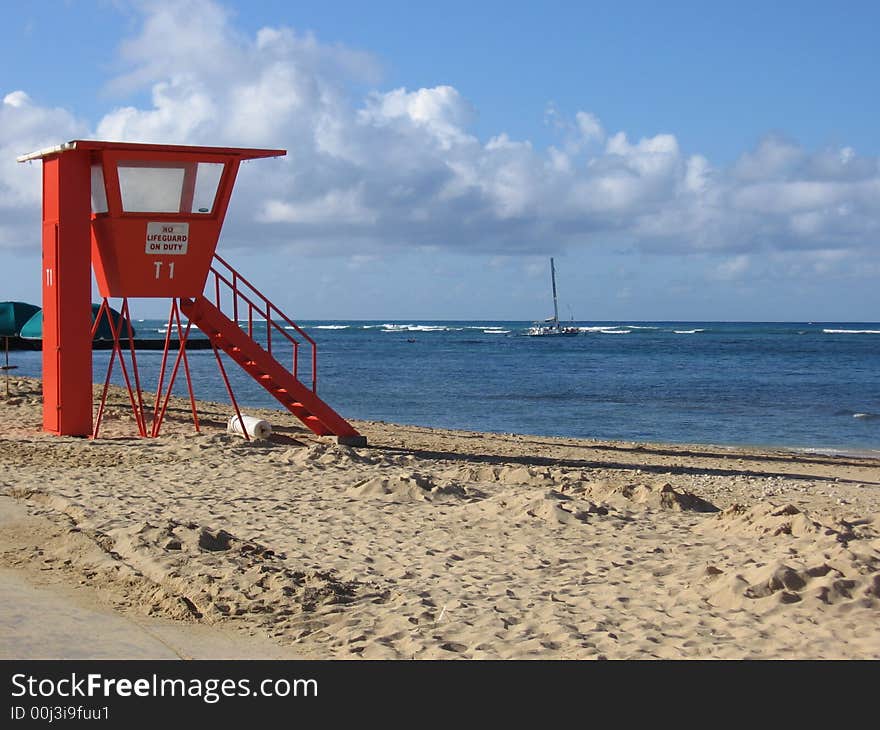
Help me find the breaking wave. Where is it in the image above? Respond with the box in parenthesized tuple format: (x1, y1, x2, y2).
(823, 329, 880, 334)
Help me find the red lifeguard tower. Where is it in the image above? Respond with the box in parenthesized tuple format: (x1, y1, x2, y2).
(18, 140, 364, 445)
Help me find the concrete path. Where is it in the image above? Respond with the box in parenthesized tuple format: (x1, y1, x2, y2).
(0, 568, 182, 659)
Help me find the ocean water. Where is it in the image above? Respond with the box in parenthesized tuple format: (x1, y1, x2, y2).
(7, 320, 880, 452)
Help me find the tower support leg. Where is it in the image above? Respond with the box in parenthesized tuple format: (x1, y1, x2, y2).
(41, 150, 92, 436)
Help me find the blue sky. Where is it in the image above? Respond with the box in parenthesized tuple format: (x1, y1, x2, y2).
(2, 0, 879, 320)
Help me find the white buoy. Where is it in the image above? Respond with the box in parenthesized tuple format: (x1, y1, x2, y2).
(227, 414, 273, 440)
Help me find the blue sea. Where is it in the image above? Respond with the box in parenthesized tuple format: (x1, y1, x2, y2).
(7, 320, 880, 452)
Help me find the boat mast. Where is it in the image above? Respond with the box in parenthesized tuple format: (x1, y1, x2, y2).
(550, 257, 560, 328)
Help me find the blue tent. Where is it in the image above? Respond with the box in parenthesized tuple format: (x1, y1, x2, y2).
(19, 304, 136, 342)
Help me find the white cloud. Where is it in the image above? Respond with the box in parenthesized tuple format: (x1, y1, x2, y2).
(733, 180, 848, 214)
(712, 254, 751, 281)
(260, 185, 375, 225)
(732, 135, 805, 181)
(3, 91, 29, 109)
(0, 91, 88, 247)
(575, 111, 604, 143)
(359, 86, 476, 150)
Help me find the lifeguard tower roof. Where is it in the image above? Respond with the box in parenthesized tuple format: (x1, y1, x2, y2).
(17, 140, 285, 162)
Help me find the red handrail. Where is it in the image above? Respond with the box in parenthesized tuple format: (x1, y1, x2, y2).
(206, 254, 318, 392)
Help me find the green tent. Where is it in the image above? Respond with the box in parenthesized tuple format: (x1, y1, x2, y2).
(19, 304, 136, 342)
(1, 301, 41, 392)
(0, 301, 40, 338)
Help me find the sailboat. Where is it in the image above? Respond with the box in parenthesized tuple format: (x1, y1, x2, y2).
(526, 258, 579, 336)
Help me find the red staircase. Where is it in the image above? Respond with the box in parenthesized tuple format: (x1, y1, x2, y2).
(179, 255, 365, 445)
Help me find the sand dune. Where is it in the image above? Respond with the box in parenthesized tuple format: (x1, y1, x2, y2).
(1, 375, 878, 659)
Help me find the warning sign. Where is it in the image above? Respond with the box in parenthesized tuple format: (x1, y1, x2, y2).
(145, 222, 189, 255)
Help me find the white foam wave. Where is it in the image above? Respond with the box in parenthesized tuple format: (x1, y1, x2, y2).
(673, 329, 704, 334)
(380, 324, 462, 332)
(823, 329, 880, 334)
(796, 446, 880, 457)
(578, 326, 634, 334)
(313, 325, 349, 330)
(483, 329, 510, 334)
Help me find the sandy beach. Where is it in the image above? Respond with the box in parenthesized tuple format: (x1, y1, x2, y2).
(1, 375, 878, 659)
